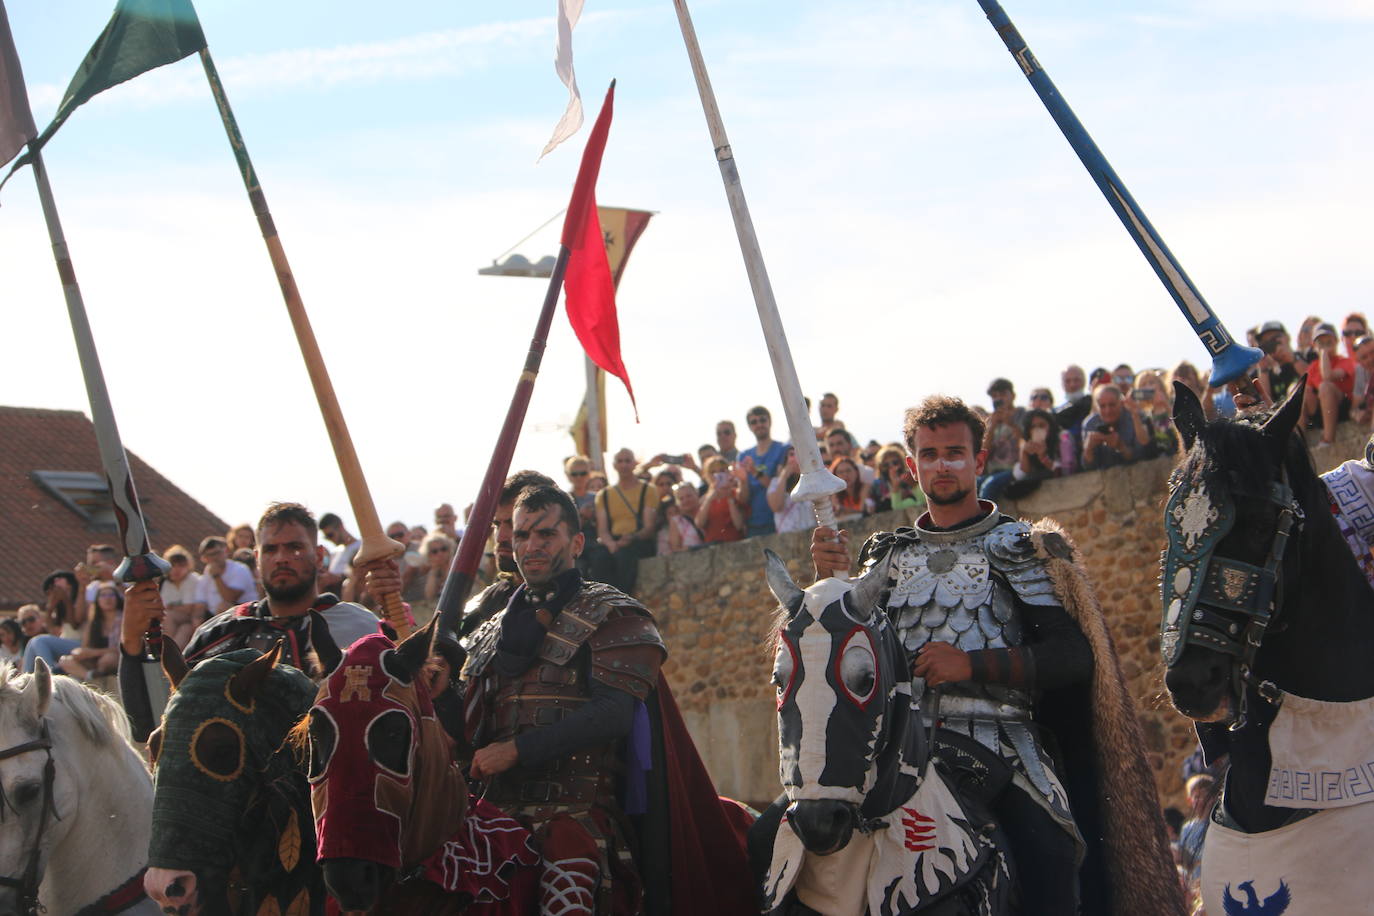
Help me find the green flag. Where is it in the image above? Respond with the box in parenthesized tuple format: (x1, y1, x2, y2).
(36, 0, 205, 148)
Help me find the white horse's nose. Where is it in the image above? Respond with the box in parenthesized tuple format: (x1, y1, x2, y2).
(144, 867, 198, 915)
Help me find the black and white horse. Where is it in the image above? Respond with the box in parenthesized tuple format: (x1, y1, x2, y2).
(1163, 380, 1374, 910)
(750, 551, 1010, 915)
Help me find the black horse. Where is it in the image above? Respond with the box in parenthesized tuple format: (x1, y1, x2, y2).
(1163, 379, 1374, 834)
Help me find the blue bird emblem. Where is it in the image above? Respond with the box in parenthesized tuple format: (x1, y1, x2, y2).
(1223, 879, 1291, 915)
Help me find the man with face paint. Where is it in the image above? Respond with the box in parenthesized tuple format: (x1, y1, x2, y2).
(462, 485, 754, 915)
(811, 395, 1135, 915)
(455, 470, 557, 640)
(117, 502, 396, 743)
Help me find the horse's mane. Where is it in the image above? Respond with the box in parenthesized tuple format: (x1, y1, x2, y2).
(1170, 409, 1321, 506)
(0, 662, 132, 747)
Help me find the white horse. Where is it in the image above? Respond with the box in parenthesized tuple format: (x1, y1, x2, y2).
(0, 660, 159, 915)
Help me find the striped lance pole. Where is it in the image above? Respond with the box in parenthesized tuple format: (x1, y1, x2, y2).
(974, 0, 1262, 386)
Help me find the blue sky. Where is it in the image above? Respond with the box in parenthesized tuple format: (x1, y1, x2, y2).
(3, 0, 1372, 534)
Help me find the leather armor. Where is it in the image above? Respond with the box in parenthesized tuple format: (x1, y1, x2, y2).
(463, 582, 666, 816)
(860, 511, 1074, 822)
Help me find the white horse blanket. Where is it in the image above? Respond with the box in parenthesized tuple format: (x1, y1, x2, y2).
(1202, 801, 1374, 915)
(763, 762, 990, 916)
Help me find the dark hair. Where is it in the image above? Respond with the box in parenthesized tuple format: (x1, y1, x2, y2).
(500, 470, 557, 506)
(318, 512, 342, 529)
(986, 378, 1014, 396)
(512, 485, 580, 535)
(747, 405, 770, 420)
(903, 395, 986, 453)
(1162, 806, 1185, 835)
(199, 535, 228, 554)
(256, 502, 318, 542)
(87, 544, 118, 559)
(1020, 408, 1059, 440)
(41, 569, 79, 596)
(0, 618, 22, 649)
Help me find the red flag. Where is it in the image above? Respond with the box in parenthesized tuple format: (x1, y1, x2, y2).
(562, 82, 636, 416)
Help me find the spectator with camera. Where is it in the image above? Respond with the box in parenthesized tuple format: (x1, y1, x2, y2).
(1015, 408, 1060, 482)
(1254, 321, 1306, 406)
(1303, 322, 1357, 451)
(739, 406, 789, 538)
(767, 446, 814, 533)
(1342, 312, 1369, 359)
(979, 378, 1022, 499)
(1082, 383, 1146, 470)
(1351, 336, 1374, 427)
(872, 443, 923, 513)
(1133, 369, 1178, 458)
(697, 456, 747, 543)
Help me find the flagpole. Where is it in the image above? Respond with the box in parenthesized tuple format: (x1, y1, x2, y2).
(435, 81, 618, 643)
(195, 48, 409, 636)
(670, 0, 843, 529)
(28, 146, 171, 712)
(434, 245, 574, 640)
(584, 356, 604, 470)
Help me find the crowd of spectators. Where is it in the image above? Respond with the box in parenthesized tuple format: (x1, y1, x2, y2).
(7, 312, 1369, 662)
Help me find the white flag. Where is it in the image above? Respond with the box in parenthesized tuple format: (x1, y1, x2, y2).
(537, 0, 584, 161)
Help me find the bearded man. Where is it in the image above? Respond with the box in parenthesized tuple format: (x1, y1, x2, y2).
(462, 485, 753, 915)
(119, 502, 392, 742)
(811, 395, 1182, 916)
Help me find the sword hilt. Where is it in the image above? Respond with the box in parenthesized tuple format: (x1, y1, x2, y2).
(115, 551, 171, 662)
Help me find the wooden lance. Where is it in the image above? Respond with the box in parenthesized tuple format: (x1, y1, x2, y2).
(671, 1, 844, 529)
(28, 146, 171, 713)
(973, 0, 1262, 387)
(197, 49, 409, 636)
(433, 82, 618, 644)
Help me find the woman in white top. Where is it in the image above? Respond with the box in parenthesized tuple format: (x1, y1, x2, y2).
(768, 447, 814, 534)
(159, 544, 207, 649)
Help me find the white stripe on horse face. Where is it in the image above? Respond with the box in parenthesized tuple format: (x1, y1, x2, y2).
(792, 617, 838, 799)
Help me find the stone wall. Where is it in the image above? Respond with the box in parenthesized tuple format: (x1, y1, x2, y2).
(637, 422, 1370, 810)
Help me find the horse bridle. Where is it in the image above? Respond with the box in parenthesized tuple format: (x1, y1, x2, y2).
(0, 721, 56, 916)
(1162, 469, 1304, 730)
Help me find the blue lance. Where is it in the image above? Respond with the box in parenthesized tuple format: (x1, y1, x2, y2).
(973, 0, 1262, 387)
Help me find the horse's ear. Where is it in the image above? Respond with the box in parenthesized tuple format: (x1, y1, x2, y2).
(161, 638, 189, 691)
(1260, 376, 1307, 460)
(848, 553, 891, 621)
(27, 658, 53, 719)
(764, 549, 804, 615)
(1172, 380, 1206, 451)
(393, 616, 439, 680)
(228, 640, 282, 708)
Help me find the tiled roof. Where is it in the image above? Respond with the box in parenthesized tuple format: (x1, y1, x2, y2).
(0, 406, 228, 610)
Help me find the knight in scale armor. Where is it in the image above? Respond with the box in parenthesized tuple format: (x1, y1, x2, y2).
(813, 395, 1174, 914)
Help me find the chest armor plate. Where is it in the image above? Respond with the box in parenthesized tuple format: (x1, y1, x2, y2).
(886, 537, 1024, 655)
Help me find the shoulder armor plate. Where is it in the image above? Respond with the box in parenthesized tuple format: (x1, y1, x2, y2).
(460, 610, 505, 678)
(589, 610, 665, 700)
(859, 527, 921, 572)
(986, 521, 1058, 606)
(536, 582, 647, 666)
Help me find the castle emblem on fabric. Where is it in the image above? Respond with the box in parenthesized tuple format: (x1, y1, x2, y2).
(1223, 879, 1291, 915)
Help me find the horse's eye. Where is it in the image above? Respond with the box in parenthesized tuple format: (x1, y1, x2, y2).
(307, 709, 337, 782)
(773, 636, 799, 708)
(838, 635, 878, 707)
(12, 781, 40, 807)
(366, 710, 412, 777)
(147, 727, 164, 764)
(191, 719, 245, 781)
